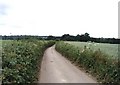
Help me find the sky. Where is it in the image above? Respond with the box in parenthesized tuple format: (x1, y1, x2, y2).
(0, 0, 119, 38)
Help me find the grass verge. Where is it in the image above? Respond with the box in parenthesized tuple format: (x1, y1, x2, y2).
(55, 41, 119, 84)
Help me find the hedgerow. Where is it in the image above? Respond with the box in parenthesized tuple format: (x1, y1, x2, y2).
(55, 41, 119, 84)
(2, 39, 55, 84)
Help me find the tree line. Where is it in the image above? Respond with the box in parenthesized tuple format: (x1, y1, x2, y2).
(1, 33, 120, 44)
(47, 33, 120, 44)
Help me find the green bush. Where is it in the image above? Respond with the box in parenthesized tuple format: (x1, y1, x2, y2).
(55, 41, 119, 84)
(2, 39, 55, 84)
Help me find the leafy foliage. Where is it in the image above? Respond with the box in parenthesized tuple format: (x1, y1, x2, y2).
(2, 39, 55, 84)
(55, 41, 119, 84)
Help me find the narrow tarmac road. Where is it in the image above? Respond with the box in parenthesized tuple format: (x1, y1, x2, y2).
(38, 45, 97, 83)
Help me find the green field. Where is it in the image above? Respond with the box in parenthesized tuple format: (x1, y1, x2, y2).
(66, 41, 118, 59)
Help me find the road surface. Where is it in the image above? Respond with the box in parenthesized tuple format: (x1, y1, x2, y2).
(38, 45, 97, 83)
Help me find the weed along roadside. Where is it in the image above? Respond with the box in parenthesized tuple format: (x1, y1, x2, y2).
(55, 41, 119, 84)
(2, 40, 55, 84)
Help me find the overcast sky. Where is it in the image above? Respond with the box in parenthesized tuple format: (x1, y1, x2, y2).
(0, 0, 119, 38)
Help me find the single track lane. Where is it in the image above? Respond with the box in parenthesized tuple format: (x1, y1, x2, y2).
(38, 45, 97, 83)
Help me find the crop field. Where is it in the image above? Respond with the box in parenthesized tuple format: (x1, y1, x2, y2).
(1, 39, 55, 84)
(66, 41, 118, 59)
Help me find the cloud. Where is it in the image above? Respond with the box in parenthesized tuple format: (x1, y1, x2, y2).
(0, 0, 119, 38)
(0, 4, 8, 15)
(0, 23, 5, 25)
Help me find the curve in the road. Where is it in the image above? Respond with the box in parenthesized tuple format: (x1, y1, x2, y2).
(38, 45, 97, 83)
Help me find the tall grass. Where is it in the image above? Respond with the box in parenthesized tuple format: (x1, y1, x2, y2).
(55, 41, 119, 84)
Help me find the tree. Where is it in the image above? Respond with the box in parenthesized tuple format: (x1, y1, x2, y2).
(47, 35, 55, 40)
